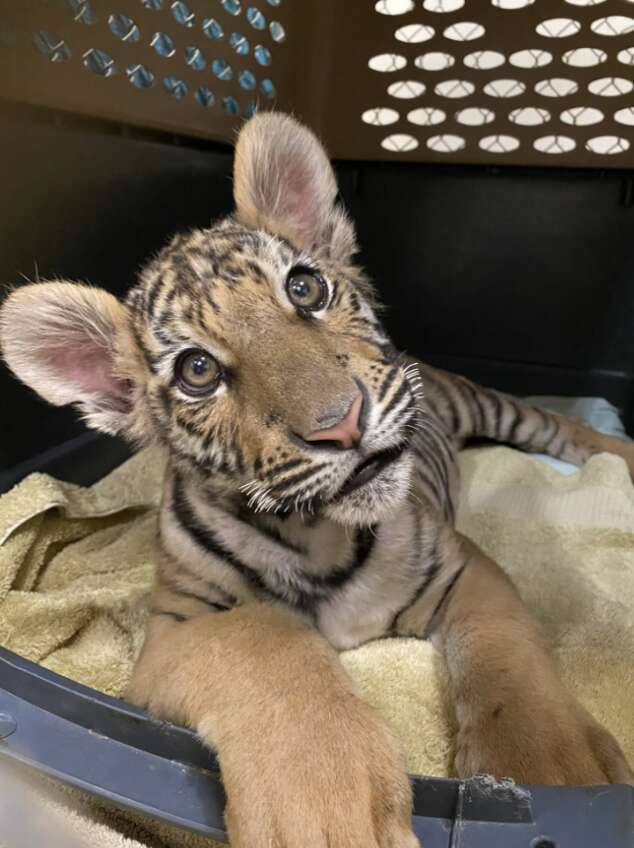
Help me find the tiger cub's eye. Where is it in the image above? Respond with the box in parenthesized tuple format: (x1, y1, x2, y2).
(285, 267, 327, 312)
(175, 349, 220, 395)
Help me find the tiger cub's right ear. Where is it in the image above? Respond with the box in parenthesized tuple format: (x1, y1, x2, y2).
(233, 112, 357, 262)
(0, 282, 139, 435)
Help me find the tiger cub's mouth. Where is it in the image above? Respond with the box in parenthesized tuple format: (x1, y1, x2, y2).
(337, 441, 408, 498)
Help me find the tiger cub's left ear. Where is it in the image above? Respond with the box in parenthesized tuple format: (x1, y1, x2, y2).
(0, 282, 139, 436)
(233, 112, 357, 261)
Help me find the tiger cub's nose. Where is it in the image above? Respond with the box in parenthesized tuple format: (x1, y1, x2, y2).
(304, 393, 364, 450)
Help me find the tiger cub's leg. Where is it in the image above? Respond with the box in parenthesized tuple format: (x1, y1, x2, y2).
(128, 602, 419, 848)
(400, 530, 633, 785)
(420, 364, 634, 476)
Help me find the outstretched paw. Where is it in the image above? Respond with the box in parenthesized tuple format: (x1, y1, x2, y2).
(455, 698, 633, 786)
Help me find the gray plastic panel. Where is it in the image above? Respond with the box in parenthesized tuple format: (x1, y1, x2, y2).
(1, 648, 633, 847)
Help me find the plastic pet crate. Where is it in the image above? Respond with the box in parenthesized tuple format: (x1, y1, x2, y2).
(1, 1, 634, 846)
(4, 0, 634, 165)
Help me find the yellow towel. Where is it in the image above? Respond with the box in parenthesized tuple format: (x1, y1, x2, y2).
(1, 444, 634, 847)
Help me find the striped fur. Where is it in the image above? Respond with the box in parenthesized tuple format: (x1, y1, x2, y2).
(152, 350, 634, 650)
(2, 114, 632, 829)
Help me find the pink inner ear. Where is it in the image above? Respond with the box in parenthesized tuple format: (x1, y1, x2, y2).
(283, 165, 321, 243)
(47, 337, 128, 409)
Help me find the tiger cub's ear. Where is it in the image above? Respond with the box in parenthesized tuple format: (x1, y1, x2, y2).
(0, 282, 139, 435)
(233, 112, 357, 261)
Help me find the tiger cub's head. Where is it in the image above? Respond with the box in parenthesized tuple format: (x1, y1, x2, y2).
(1, 114, 419, 525)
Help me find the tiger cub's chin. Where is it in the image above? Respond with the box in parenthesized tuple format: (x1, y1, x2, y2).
(324, 449, 415, 526)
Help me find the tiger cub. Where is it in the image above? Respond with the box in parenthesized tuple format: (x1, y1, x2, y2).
(2, 113, 632, 848)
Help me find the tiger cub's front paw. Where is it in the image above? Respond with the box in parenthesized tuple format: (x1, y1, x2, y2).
(455, 695, 633, 787)
(219, 693, 420, 848)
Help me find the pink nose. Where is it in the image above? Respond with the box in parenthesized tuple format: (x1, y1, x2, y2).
(304, 393, 364, 450)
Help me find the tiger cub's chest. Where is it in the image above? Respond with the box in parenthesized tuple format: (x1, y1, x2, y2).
(271, 507, 434, 650)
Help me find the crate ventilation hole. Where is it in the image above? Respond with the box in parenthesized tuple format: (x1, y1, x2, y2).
(369, 0, 634, 157)
(32, 0, 283, 118)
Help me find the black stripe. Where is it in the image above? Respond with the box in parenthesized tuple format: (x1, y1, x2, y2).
(152, 609, 188, 623)
(171, 477, 376, 610)
(394, 396, 418, 428)
(543, 418, 562, 453)
(157, 385, 173, 417)
(424, 563, 467, 637)
(175, 413, 204, 439)
(324, 525, 376, 588)
(165, 562, 238, 609)
(131, 325, 160, 373)
(171, 475, 271, 595)
(445, 499, 455, 526)
(486, 391, 503, 441)
(514, 406, 552, 451)
(382, 379, 410, 420)
(413, 432, 450, 505)
(473, 385, 489, 437)
(162, 580, 233, 611)
(194, 298, 207, 333)
(417, 420, 457, 521)
(459, 379, 486, 437)
(506, 402, 522, 444)
(416, 426, 450, 489)
(413, 445, 445, 506)
(285, 479, 327, 513)
(378, 364, 400, 403)
(514, 424, 541, 451)
(267, 463, 328, 497)
(389, 539, 443, 633)
(237, 510, 307, 556)
(211, 228, 261, 248)
(427, 376, 461, 436)
(414, 463, 443, 508)
(424, 542, 443, 583)
(172, 481, 337, 606)
(164, 555, 242, 604)
(533, 408, 557, 449)
(303, 525, 377, 593)
(232, 436, 246, 475)
(411, 506, 423, 570)
(264, 457, 308, 480)
(146, 273, 165, 318)
(203, 287, 220, 313)
(428, 419, 456, 470)
(399, 406, 420, 433)
(203, 601, 230, 612)
(421, 394, 444, 424)
(354, 334, 391, 357)
(393, 507, 424, 624)
(258, 524, 378, 613)
(379, 341, 399, 365)
(223, 431, 243, 474)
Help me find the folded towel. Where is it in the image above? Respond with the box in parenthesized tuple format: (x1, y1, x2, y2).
(1, 421, 634, 846)
(0, 447, 165, 693)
